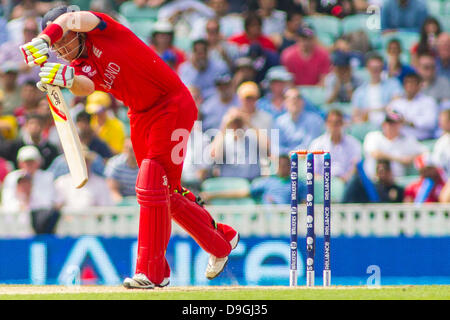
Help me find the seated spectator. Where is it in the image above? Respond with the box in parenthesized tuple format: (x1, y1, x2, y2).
(1, 145, 59, 234)
(76, 111, 114, 161)
(388, 72, 439, 141)
(104, 138, 139, 205)
(231, 57, 258, 89)
(381, 0, 428, 33)
(274, 10, 303, 53)
(178, 38, 229, 100)
(410, 16, 442, 68)
(35, 97, 60, 150)
(1, 113, 59, 170)
(0, 62, 21, 116)
(14, 80, 45, 127)
(0, 93, 18, 141)
(275, 87, 325, 155)
(228, 12, 277, 52)
(85, 91, 126, 155)
(403, 161, 446, 203)
(362, 111, 427, 179)
(325, 50, 363, 104)
(257, 65, 293, 119)
(342, 159, 404, 203)
(201, 73, 238, 132)
(352, 52, 403, 127)
(309, 109, 362, 183)
(55, 147, 114, 209)
(281, 26, 331, 86)
(431, 109, 450, 177)
(224, 81, 273, 131)
(417, 52, 450, 105)
(210, 110, 268, 181)
(436, 33, 450, 80)
(256, 0, 286, 40)
(148, 19, 186, 71)
(385, 38, 415, 83)
(246, 42, 280, 83)
(250, 154, 306, 204)
(203, 18, 242, 70)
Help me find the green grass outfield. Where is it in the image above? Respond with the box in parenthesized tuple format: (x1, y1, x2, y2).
(0, 285, 449, 300)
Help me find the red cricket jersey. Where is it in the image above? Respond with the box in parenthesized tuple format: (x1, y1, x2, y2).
(71, 12, 186, 112)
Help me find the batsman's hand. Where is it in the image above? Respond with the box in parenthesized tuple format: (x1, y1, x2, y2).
(38, 62, 75, 89)
(19, 37, 49, 66)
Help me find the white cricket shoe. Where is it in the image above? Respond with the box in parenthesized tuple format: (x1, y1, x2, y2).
(205, 233, 240, 280)
(156, 277, 170, 288)
(123, 273, 155, 289)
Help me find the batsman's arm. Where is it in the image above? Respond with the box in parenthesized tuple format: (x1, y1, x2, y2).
(70, 74, 95, 96)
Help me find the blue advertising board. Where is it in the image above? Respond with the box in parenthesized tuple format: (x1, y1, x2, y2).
(0, 236, 449, 286)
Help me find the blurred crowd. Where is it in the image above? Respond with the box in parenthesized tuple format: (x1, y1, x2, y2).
(0, 0, 449, 233)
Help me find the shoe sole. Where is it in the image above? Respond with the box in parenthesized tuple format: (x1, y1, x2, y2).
(206, 234, 240, 280)
(123, 279, 154, 290)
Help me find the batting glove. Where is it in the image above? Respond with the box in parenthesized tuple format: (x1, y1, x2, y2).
(38, 62, 75, 89)
(20, 37, 49, 66)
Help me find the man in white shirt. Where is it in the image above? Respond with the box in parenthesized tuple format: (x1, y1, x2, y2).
(388, 72, 439, 141)
(431, 109, 450, 177)
(309, 109, 362, 182)
(363, 111, 427, 179)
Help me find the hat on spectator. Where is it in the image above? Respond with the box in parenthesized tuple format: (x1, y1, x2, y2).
(297, 26, 315, 38)
(85, 91, 112, 114)
(234, 57, 255, 70)
(384, 110, 404, 123)
(265, 66, 293, 82)
(237, 81, 260, 99)
(1, 61, 19, 74)
(214, 73, 232, 85)
(17, 145, 42, 162)
(152, 20, 174, 34)
(331, 50, 351, 67)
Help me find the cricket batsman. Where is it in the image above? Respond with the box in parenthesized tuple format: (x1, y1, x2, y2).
(20, 6, 239, 289)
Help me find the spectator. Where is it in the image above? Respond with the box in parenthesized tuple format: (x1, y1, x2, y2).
(385, 38, 415, 83)
(47, 149, 106, 180)
(245, 42, 280, 83)
(257, 65, 293, 119)
(362, 111, 427, 179)
(381, 0, 428, 33)
(309, 109, 362, 183)
(224, 81, 272, 131)
(410, 16, 442, 67)
(417, 52, 450, 105)
(256, 0, 286, 39)
(203, 18, 241, 70)
(14, 80, 44, 127)
(0, 62, 21, 116)
(440, 179, 450, 203)
(148, 19, 186, 71)
(275, 87, 325, 155)
(274, 10, 303, 53)
(178, 39, 229, 100)
(54, 146, 114, 209)
(431, 109, 450, 177)
(352, 52, 403, 127)
(325, 50, 363, 104)
(85, 91, 126, 155)
(1, 145, 59, 234)
(231, 57, 258, 89)
(388, 72, 439, 141)
(436, 33, 450, 80)
(105, 138, 139, 205)
(228, 12, 277, 52)
(35, 97, 60, 149)
(403, 162, 446, 203)
(0, 92, 18, 141)
(76, 111, 114, 160)
(1, 113, 59, 170)
(281, 26, 331, 86)
(342, 159, 405, 203)
(250, 154, 305, 204)
(119, 0, 162, 23)
(201, 73, 239, 132)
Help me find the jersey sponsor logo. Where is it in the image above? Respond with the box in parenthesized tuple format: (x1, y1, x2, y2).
(92, 45, 103, 58)
(100, 62, 120, 91)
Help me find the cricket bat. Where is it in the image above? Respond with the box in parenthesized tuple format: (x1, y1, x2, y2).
(46, 85, 88, 188)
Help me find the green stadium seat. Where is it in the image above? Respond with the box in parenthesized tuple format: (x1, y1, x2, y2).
(395, 175, 420, 188)
(304, 15, 341, 39)
(341, 14, 370, 34)
(437, 15, 450, 33)
(420, 139, 438, 152)
(201, 177, 254, 205)
(347, 122, 379, 143)
(298, 85, 327, 107)
(316, 32, 335, 47)
(128, 20, 155, 41)
(428, 0, 450, 16)
(313, 176, 346, 203)
(322, 103, 353, 116)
